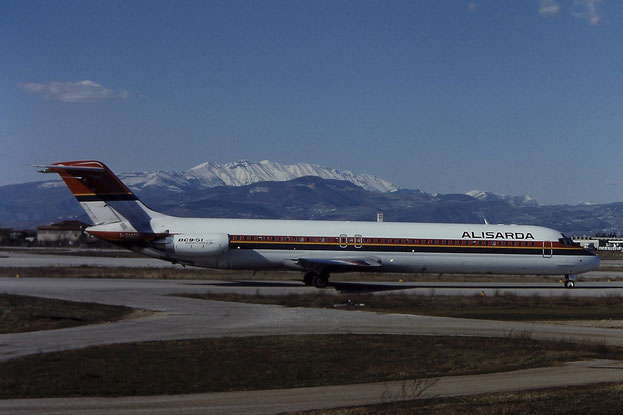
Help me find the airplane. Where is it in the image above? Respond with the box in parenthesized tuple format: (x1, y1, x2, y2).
(40, 160, 599, 289)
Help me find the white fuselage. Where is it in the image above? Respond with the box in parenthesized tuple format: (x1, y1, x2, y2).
(93, 215, 598, 277)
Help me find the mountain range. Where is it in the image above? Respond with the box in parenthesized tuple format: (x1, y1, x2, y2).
(118, 159, 397, 193)
(0, 160, 620, 236)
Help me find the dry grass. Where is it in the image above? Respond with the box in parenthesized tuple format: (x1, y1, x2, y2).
(186, 291, 623, 321)
(0, 334, 619, 399)
(288, 383, 623, 414)
(0, 294, 136, 334)
(597, 251, 623, 261)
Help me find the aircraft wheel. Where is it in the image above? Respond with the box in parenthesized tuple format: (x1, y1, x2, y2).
(303, 272, 314, 286)
(313, 274, 329, 289)
(564, 280, 575, 288)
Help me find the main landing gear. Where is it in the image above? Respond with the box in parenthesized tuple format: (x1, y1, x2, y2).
(563, 275, 576, 289)
(303, 271, 330, 288)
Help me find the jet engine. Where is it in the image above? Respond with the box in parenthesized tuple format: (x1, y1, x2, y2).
(153, 233, 230, 256)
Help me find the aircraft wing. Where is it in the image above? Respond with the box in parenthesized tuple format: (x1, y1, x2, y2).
(295, 257, 382, 273)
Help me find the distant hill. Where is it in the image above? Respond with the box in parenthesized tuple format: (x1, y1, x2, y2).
(0, 160, 619, 236)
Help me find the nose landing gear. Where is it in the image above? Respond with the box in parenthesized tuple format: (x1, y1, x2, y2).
(564, 275, 576, 288)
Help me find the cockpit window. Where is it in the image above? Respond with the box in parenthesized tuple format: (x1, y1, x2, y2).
(559, 233, 578, 247)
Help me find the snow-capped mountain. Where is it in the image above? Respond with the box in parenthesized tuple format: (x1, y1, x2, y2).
(120, 160, 398, 193)
(119, 170, 203, 193)
(466, 190, 538, 207)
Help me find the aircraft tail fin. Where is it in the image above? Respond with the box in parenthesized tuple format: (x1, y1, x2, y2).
(39, 160, 162, 230)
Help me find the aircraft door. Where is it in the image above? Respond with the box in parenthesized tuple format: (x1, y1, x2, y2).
(339, 234, 348, 248)
(354, 234, 363, 248)
(542, 241, 553, 258)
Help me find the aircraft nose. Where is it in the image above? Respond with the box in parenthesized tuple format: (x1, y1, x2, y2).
(577, 252, 600, 273)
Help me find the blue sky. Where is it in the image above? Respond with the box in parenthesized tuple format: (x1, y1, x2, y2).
(2, 0, 622, 205)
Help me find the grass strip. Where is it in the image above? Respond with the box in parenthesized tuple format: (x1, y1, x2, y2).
(0, 294, 136, 334)
(186, 292, 623, 321)
(0, 334, 619, 398)
(288, 383, 623, 414)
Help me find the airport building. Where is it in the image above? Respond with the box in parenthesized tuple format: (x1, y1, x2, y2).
(36, 220, 90, 245)
(573, 236, 623, 251)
